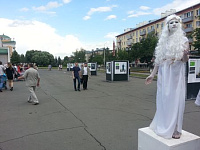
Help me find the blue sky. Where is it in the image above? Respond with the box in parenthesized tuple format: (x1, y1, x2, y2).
(0, 0, 199, 58)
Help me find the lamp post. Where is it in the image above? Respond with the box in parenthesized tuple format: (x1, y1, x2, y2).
(104, 42, 107, 68)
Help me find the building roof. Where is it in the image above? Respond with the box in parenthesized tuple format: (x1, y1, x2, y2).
(116, 3, 200, 37)
(0, 34, 11, 39)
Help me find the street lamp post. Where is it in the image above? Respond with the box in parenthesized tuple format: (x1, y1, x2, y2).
(104, 42, 107, 68)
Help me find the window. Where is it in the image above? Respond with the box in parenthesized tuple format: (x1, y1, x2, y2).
(184, 11, 193, 18)
(132, 32, 135, 36)
(197, 21, 200, 27)
(136, 31, 138, 37)
(157, 24, 159, 28)
(197, 9, 200, 16)
(136, 38, 138, 42)
(186, 23, 192, 28)
(161, 22, 164, 28)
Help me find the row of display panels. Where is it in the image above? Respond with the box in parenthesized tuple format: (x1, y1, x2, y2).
(67, 63, 97, 71)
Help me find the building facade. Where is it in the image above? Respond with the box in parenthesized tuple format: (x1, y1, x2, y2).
(116, 3, 200, 51)
(0, 34, 16, 64)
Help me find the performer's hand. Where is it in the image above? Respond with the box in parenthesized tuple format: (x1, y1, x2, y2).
(37, 83, 40, 87)
(145, 75, 154, 85)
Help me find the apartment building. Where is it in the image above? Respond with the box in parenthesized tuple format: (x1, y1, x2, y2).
(116, 3, 200, 51)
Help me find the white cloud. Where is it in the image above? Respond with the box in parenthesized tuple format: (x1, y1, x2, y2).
(0, 18, 84, 58)
(153, 0, 200, 15)
(83, 16, 91, 20)
(20, 7, 29, 12)
(128, 11, 152, 18)
(104, 32, 119, 40)
(32, 1, 63, 12)
(105, 15, 117, 20)
(140, 6, 150, 10)
(84, 5, 117, 20)
(63, 0, 71, 4)
(127, 10, 134, 15)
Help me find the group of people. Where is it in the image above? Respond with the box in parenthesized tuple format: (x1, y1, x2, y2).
(72, 62, 91, 91)
(0, 61, 40, 105)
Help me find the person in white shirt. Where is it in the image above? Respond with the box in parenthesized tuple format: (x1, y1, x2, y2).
(81, 63, 91, 90)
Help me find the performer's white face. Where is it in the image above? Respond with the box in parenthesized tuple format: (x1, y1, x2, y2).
(168, 19, 180, 33)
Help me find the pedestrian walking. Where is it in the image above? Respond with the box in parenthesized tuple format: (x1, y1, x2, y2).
(5, 62, 15, 91)
(145, 14, 189, 139)
(18, 63, 40, 105)
(80, 63, 91, 90)
(72, 62, 81, 91)
(0, 61, 6, 92)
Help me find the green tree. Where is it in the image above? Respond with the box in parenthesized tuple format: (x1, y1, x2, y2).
(58, 56, 62, 65)
(20, 54, 25, 63)
(89, 53, 103, 65)
(63, 56, 69, 66)
(73, 48, 86, 62)
(139, 33, 158, 62)
(11, 50, 20, 64)
(54, 56, 58, 66)
(191, 28, 200, 54)
(117, 49, 129, 60)
(25, 50, 54, 66)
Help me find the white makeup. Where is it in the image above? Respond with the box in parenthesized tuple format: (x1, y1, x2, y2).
(168, 19, 180, 33)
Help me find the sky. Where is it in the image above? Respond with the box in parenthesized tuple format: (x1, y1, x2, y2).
(0, 0, 199, 58)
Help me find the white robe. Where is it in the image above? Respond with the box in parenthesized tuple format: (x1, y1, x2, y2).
(195, 90, 200, 106)
(150, 60, 186, 139)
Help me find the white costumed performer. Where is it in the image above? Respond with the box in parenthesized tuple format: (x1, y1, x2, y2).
(145, 14, 189, 139)
(195, 90, 200, 106)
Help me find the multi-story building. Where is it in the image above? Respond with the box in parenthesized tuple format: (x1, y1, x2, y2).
(116, 3, 200, 51)
(0, 34, 16, 64)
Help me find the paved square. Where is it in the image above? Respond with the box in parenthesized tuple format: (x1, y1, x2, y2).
(0, 69, 199, 150)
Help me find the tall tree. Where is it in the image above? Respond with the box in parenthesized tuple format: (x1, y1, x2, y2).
(20, 54, 25, 63)
(11, 50, 20, 64)
(58, 56, 62, 65)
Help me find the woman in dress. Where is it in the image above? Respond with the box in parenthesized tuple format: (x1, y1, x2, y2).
(145, 14, 189, 139)
(5, 62, 15, 91)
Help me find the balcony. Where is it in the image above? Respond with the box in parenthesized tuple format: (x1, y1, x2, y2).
(182, 16, 194, 23)
(126, 40, 132, 46)
(140, 30, 146, 36)
(126, 35, 132, 40)
(184, 27, 193, 33)
(148, 29, 155, 33)
(117, 39, 121, 43)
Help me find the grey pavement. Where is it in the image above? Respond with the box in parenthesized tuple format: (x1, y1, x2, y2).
(0, 69, 200, 150)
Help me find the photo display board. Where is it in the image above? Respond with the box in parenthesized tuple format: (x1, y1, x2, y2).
(106, 62, 111, 74)
(188, 59, 200, 83)
(115, 62, 127, 74)
(88, 63, 97, 71)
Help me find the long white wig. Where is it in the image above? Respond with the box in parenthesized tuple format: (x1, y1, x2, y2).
(154, 14, 188, 65)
